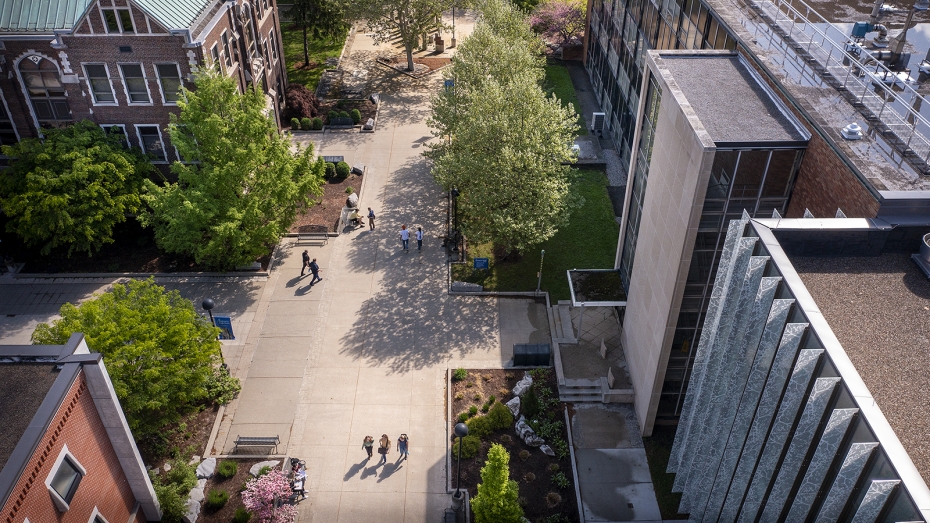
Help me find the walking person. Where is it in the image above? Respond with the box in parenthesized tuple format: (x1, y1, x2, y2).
(416, 228, 423, 251)
(397, 434, 409, 460)
(378, 434, 391, 465)
(309, 258, 322, 285)
(300, 249, 310, 276)
(368, 207, 376, 230)
(362, 435, 374, 460)
(400, 225, 410, 252)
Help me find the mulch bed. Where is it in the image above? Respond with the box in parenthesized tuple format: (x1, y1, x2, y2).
(377, 55, 451, 78)
(139, 405, 218, 465)
(318, 99, 378, 123)
(290, 173, 364, 233)
(451, 368, 579, 523)
(198, 459, 269, 522)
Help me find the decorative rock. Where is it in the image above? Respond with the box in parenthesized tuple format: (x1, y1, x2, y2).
(195, 457, 216, 479)
(525, 433, 545, 447)
(189, 487, 205, 503)
(188, 455, 201, 465)
(363, 118, 375, 130)
(351, 164, 365, 175)
(540, 445, 556, 457)
(512, 374, 533, 397)
(183, 498, 200, 523)
(347, 192, 359, 208)
(451, 281, 483, 292)
(197, 479, 207, 489)
(249, 460, 280, 477)
(515, 415, 545, 447)
(163, 462, 172, 472)
(505, 397, 521, 417)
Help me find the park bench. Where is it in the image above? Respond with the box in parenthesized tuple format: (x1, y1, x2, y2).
(234, 435, 280, 453)
(297, 232, 329, 246)
(321, 155, 345, 164)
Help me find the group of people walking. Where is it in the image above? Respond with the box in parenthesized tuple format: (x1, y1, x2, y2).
(399, 225, 423, 252)
(363, 434, 409, 465)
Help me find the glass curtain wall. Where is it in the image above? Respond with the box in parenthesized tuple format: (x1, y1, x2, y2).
(586, 0, 737, 175)
(658, 148, 803, 420)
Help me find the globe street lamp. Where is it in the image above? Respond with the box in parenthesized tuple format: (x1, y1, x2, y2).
(202, 298, 216, 326)
(453, 422, 469, 509)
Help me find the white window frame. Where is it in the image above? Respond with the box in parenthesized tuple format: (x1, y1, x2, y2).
(118, 63, 152, 105)
(135, 124, 168, 163)
(88, 507, 110, 523)
(82, 63, 118, 106)
(154, 62, 182, 105)
(45, 445, 87, 512)
(221, 30, 233, 68)
(269, 31, 278, 64)
(100, 7, 135, 34)
(210, 43, 224, 73)
(100, 124, 129, 148)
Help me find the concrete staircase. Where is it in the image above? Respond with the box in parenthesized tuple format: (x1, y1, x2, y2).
(551, 301, 577, 344)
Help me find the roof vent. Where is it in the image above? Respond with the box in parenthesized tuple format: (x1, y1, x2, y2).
(842, 122, 863, 140)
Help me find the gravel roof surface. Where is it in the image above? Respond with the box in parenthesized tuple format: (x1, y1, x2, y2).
(661, 55, 807, 144)
(0, 363, 60, 469)
(792, 254, 930, 483)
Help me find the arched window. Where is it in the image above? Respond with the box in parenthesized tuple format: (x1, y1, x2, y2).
(19, 55, 71, 127)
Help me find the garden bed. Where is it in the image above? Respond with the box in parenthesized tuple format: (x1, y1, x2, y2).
(290, 172, 364, 233)
(198, 458, 270, 522)
(139, 405, 218, 464)
(377, 55, 451, 78)
(318, 98, 378, 124)
(451, 368, 579, 523)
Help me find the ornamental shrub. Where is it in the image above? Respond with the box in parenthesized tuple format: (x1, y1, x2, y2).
(522, 385, 540, 419)
(487, 401, 515, 430)
(471, 444, 523, 523)
(452, 368, 468, 381)
(282, 83, 320, 121)
(335, 161, 350, 178)
(242, 470, 297, 523)
(217, 460, 237, 479)
(233, 507, 252, 523)
(290, 118, 300, 130)
(324, 162, 336, 179)
(452, 434, 481, 459)
(350, 109, 362, 124)
(338, 110, 350, 118)
(206, 488, 229, 510)
(327, 110, 339, 122)
(312, 117, 323, 130)
(466, 414, 492, 438)
(300, 117, 312, 131)
(345, 186, 355, 194)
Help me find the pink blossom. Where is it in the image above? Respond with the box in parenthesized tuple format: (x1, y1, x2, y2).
(530, 0, 586, 46)
(241, 470, 299, 523)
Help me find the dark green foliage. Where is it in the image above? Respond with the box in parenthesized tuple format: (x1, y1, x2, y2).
(551, 471, 570, 489)
(453, 368, 468, 381)
(291, 118, 301, 130)
(233, 507, 252, 523)
(466, 414, 492, 438)
(522, 385, 540, 419)
(258, 465, 272, 476)
(541, 513, 571, 523)
(149, 459, 198, 522)
(217, 460, 238, 479)
(328, 110, 339, 121)
(458, 411, 470, 423)
(349, 108, 362, 124)
(300, 117, 312, 130)
(205, 488, 229, 510)
(481, 403, 491, 413)
(287, 0, 349, 67)
(335, 161, 351, 178)
(552, 437, 569, 459)
(528, 417, 563, 440)
(469, 405, 479, 417)
(453, 434, 481, 459)
(487, 401, 515, 430)
(205, 365, 241, 405)
(325, 162, 337, 178)
(0, 120, 150, 256)
(312, 117, 324, 130)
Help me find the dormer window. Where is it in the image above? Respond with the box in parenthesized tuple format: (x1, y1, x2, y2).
(102, 8, 135, 34)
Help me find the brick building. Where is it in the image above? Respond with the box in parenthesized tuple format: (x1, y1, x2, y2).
(0, 333, 161, 523)
(0, 0, 287, 163)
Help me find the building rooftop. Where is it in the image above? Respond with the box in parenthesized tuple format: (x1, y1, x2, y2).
(0, 0, 214, 33)
(658, 54, 808, 146)
(791, 252, 930, 484)
(0, 362, 59, 470)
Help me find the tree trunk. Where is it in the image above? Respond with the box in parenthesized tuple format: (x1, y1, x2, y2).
(406, 48, 415, 72)
(302, 25, 310, 66)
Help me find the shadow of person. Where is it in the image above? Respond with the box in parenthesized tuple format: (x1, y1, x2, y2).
(360, 464, 379, 479)
(343, 459, 368, 481)
(285, 275, 305, 288)
(377, 461, 402, 482)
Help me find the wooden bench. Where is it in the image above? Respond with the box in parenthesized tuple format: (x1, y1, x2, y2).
(321, 155, 345, 164)
(234, 435, 280, 453)
(297, 233, 329, 246)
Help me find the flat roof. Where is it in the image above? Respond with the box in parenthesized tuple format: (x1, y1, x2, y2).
(0, 363, 60, 470)
(791, 253, 930, 483)
(658, 54, 808, 146)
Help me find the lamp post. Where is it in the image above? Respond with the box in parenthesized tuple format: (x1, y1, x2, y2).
(202, 298, 216, 326)
(452, 422, 469, 510)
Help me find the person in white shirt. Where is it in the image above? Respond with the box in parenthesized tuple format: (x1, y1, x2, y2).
(399, 225, 410, 252)
(416, 227, 424, 251)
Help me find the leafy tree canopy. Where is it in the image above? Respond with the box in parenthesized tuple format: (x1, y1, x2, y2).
(471, 443, 524, 523)
(349, 0, 445, 71)
(0, 120, 150, 256)
(287, 0, 350, 66)
(32, 278, 232, 440)
(140, 69, 325, 270)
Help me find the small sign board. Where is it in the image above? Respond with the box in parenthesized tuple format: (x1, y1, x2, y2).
(474, 257, 490, 270)
(214, 316, 235, 340)
(444, 79, 454, 89)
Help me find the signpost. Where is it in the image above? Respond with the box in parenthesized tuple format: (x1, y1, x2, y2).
(474, 257, 489, 270)
(213, 316, 235, 340)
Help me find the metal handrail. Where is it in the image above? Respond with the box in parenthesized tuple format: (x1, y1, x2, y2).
(748, 0, 930, 164)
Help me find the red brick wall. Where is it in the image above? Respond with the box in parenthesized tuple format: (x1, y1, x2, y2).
(786, 133, 881, 218)
(1, 371, 146, 523)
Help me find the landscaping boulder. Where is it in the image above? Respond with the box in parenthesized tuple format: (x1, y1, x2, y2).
(515, 415, 545, 447)
(505, 397, 521, 417)
(512, 373, 533, 397)
(197, 479, 207, 489)
(195, 457, 216, 479)
(188, 455, 201, 465)
(249, 460, 280, 477)
(351, 164, 365, 175)
(189, 486, 205, 503)
(183, 498, 201, 523)
(347, 192, 359, 208)
(363, 118, 375, 130)
(540, 445, 556, 457)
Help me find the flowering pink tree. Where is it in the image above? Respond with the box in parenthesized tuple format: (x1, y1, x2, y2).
(530, 0, 586, 47)
(241, 470, 298, 523)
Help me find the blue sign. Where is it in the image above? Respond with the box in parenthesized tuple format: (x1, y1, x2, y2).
(444, 79, 454, 89)
(474, 257, 489, 270)
(214, 316, 235, 340)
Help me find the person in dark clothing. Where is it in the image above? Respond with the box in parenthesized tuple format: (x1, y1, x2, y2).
(309, 258, 322, 284)
(300, 250, 310, 276)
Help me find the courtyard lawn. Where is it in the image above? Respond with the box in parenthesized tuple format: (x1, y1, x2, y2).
(452, 168, 618, 301)
(644, 424, 689, 519)
(281, 24, 348, 91)
(544, 61, 588, 135)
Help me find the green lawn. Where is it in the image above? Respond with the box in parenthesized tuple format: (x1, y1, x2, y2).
(451, 168, 618, 301)
(643, 424, 689, 520)
(281, 24, 348, 91)
(544, 61, 588, 135)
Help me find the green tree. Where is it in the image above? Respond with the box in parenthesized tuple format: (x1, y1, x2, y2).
(32, 278, 231, 440)
(287, 0, 350, 66)
(471, 444, 523, 523)
(349, 0, 445, 71)
(141, 70, 325, 270)
(0, 120, 150, 256)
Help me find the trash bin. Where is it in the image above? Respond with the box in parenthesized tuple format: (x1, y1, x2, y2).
(513, 343, 551, 366)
